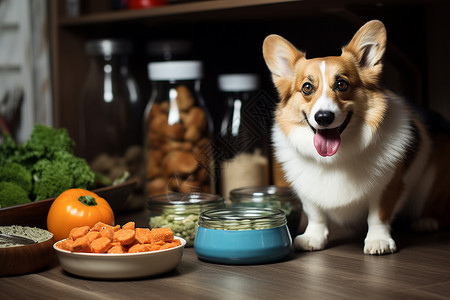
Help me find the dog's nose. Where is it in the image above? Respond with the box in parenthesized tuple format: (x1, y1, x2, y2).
(315, 110, 335, 127)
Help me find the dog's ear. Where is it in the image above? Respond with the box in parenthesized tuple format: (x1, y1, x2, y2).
(263, 34, 304, 101)
(342, 20, 386, 81)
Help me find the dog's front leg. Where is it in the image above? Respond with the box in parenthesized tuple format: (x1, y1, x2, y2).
(294, 202, 329, 251)
(364, 203, 397, 255)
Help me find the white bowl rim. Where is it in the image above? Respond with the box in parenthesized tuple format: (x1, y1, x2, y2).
(53, 235, 186, 256)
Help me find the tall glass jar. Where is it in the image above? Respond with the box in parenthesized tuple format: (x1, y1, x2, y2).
(144, 61, 214, 197)
(78, 39, 141, 162)
(216, 73, 269, 200)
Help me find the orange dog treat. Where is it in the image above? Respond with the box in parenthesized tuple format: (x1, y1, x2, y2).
(90, 237, 112, 253)
(135, 228, 152, 244)
(56, 241, 64, 250)
(72, 237, 91, 252)
(68, 226, 90, 240)
(147, 244, 162, 251)
(152, 240, 166, 246)
(85, 231, 101, 243)
(59, 239, 76, 251)
(91, 222, 113, 232)
(122, 221, 135, 230)
(108, 245, 127, 254)
(161, 239, 182, 250)
(100, 227, 115, 241)
(128, 244, 150, 253)
(114, 229, 136, 245)
(60, 223, 181, 254)
(150, 227, 174, 243)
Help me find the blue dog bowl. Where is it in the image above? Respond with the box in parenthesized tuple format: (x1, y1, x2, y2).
(194, 208, 292, 264)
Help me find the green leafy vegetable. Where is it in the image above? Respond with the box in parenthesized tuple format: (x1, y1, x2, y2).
(0, 162, 32, 193)
(0, 124, 95, 207)
(0, 182, 31, 208)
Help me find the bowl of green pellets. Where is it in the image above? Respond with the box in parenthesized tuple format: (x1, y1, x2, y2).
(147, 193, 225, 246)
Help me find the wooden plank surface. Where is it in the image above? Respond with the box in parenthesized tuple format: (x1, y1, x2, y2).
(1, 213, 449, 300)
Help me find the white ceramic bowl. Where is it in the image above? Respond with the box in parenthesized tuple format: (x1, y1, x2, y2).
(53, 236, 186, 279)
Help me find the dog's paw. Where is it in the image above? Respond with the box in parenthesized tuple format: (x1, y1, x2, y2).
(411, 217, 439, 232)
(364, 238, 397, 255)
(294, 234, 326, 251)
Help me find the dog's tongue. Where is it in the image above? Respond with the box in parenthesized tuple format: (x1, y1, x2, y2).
(314, 128, 341, 157)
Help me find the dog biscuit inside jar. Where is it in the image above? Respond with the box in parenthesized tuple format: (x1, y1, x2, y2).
(144, 61, 214, 197)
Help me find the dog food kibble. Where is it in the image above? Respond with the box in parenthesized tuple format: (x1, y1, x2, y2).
(149, 213, 198, 246)
(56, 222, 182, 253)
(144, 83, 213, 197)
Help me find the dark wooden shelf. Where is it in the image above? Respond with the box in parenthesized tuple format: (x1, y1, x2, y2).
(56, 0, 440, 27)
(58, 0, 299, 26)
(49, 0, 450, 157)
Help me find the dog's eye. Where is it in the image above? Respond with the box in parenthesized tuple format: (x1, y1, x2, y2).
(302, 82, 314, 95)
(335, 79, 349, 92)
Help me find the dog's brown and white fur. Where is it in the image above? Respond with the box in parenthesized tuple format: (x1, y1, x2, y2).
(263, 20, 450, 255)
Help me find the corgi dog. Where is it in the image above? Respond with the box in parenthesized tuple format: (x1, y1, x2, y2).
(263, 20, 450, 255)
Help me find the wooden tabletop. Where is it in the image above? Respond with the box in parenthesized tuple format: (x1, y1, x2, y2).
(2, 211, 450, 300)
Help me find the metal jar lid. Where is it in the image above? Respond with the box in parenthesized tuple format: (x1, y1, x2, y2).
(230, 185, 297, 203)
(148, 192, 224, 206)
(198, 207, 287, 230)
(147, 192, 225, 217)
(86, 39, 133, 56)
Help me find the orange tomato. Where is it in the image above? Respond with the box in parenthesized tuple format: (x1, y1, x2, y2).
(47, 189, 115, 241)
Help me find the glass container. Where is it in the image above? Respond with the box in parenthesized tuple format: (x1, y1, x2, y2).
(78, 39, 141, 162)
(147, 192, 225, 246)
(229, 186, 302, 237)
(216, 73, 269, 200)
(194, 207, 292, 264)
(144, 60, 214, 197)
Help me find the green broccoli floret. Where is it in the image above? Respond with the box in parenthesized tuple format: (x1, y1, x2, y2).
(0, 182, 31, 208)
(32, 159, 73, 201)
(32, 152, 95, 201)
(19, 124, 75, 166)
(0, 134, 19, 165)
(27, 124, 74, 153)
(1, 124, 97, 202)
(54, 151, 95, 189)
(0, 162, 32, 193)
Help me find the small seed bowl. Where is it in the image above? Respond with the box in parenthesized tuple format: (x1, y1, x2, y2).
(194, 207, 292, 265)
(0, 225, 54, 276)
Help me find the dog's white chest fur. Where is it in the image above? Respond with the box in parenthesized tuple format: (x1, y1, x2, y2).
(272, 123, 378, 219)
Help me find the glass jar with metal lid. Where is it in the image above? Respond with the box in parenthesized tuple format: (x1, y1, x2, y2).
(194, 207, 292, 264)
(147, 192, 225, 246)
(229, 186, 302, 237)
